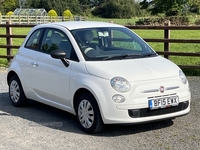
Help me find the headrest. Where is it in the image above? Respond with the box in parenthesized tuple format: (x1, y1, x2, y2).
(84, 31, 94, 42)
(51, 33, 62, 45)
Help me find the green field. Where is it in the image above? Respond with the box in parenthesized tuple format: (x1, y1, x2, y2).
(1, 26, 200, 75)
(0, 27, 31, 66)
(134, 29, 200, 75)
(134, 29, 200, 65)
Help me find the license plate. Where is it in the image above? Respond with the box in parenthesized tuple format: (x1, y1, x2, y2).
(149, 96, 179, 110)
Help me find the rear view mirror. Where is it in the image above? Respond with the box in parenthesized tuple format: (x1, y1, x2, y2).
(98, 31, 109, 37)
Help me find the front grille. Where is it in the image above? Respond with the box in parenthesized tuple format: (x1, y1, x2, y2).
(128, 101, 189, 118)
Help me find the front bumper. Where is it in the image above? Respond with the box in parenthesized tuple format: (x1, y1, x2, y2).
(95, 77, 190, 124)
(128, 101, 189, 118)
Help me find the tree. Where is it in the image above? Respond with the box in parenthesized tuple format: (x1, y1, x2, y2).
(48, 9, 58, 16)
(0, 0, 4, 13)
(63, 9, 73, 18)
(1, 0, 16, 14)
(140, 0, 188, 16)
(92, 0, 136, 18)
(90, 0, 106, 6)
(188, 0, 200, 14)
(6, 11, 14, 16)
(65, 0, 81, 15)
(36, 0, 64, 15)
(78, 0, 106, 7)
(25, 0, 81, 15)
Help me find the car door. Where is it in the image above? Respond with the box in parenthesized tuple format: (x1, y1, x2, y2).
(28, 28, 76, 109)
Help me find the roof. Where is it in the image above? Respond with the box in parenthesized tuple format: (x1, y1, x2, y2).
(14, 8, 47, 16)
(36, 21, 125, 30)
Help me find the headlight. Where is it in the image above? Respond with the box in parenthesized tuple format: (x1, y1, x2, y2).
(110, 77, 130, 92)
(179, 70, 187, 84)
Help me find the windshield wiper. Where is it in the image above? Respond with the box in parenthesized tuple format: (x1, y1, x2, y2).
(142, 53, 157, 58)
(102, 54, 142, 60)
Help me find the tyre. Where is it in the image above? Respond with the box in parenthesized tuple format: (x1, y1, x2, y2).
(9, 75, 29, 107)
(75, 92, 105, 134)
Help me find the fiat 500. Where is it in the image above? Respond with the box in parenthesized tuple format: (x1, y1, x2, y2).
(7, 21, 190, 133)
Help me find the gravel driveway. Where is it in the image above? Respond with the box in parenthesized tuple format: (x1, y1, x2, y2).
(0, 68, 200, 150)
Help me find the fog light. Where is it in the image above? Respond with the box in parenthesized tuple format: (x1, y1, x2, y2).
(112, 94, 125, 103)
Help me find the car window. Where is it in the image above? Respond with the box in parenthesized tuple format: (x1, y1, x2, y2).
(111, 30, 142, 51)
(71, 27, 156, 61)
(73, 29, 101, 47)
(40, 28, 78, 60)
(25, 29, 43, 50)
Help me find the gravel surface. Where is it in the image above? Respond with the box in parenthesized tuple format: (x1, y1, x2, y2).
(0, 68, 200, 150)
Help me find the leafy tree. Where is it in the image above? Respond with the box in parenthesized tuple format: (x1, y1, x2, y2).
(1, 0, 16, 14)
(25, 0, 40, 8)
(188, 0, 200, 14)
(140, 0, 188, 16)
(77, 0, 107, 15)
(25, 0, 81, 15)
(90, 0, 106, 7)
(77, 0, 106, 7)
(6, 11, 14, 16)
(65, 0, 81, 15)
(18, 0, 68, 14)
(48, 9, 58, 16)
(92, 0, 136, 18)
(63, 9, 73, 17)
(78, 0, 91, 15)
(0, 0, 4, 12)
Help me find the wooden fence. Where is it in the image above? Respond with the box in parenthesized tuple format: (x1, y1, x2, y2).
(0, 15, 86, 24)
(127, 24, 200, 69)
(1, 21, 200, 69)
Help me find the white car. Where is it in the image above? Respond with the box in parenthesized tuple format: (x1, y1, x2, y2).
(7, 21, 190, 133)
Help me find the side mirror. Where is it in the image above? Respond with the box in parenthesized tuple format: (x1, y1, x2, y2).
(50, 50, 66, 59)
(50, 50, 69, 67)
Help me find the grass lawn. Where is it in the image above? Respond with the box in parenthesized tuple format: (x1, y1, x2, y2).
(0, 27, 31, 67)
(134, 30, 200, 66)
(133, 29, 200, 75)
(0, 25, 200, 75)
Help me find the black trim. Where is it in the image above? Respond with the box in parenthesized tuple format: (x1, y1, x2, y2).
(128, 101, 189, 118)
(24, 28, 44, 51)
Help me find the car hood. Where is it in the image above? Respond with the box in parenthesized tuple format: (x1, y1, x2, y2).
(85, 56, 180, 81)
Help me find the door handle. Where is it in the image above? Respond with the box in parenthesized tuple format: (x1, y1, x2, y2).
(31, 62, 38, 67)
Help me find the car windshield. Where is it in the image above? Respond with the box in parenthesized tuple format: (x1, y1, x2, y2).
(71, 27, 157, 61)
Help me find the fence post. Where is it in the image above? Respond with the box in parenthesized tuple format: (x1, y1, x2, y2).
(27, 15, 30, 24)
(35, 16, 37, 24)
(18, 15, 21, 24)
(43, 15, 45, 24)
(6, 20, 13, 63)
(164, 20, 170, 59)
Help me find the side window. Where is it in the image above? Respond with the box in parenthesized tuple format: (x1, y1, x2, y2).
(25, 29, 42, 50)
(40, 29, 78, 60)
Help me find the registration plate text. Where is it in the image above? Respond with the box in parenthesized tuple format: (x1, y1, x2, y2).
(149, 96, 179, 110)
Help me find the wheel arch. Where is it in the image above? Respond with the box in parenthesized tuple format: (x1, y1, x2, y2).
(7, 71, 19, 85)
(73, 88, 95, 110)
(7, 71, 28, 99)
